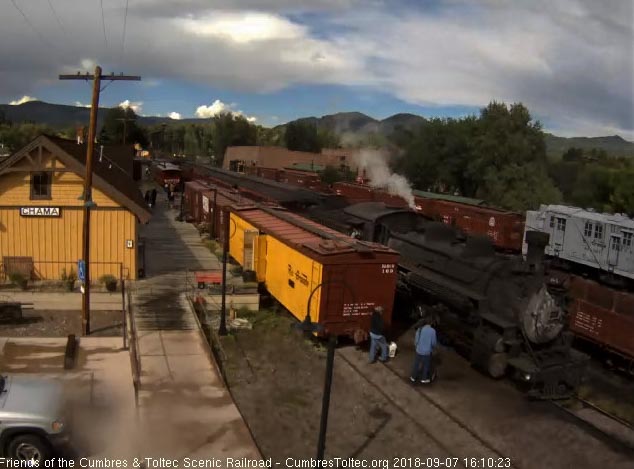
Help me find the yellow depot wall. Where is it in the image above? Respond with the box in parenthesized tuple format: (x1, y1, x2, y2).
(264, 235, 323, 324)
(0, 155, 119, 208)
(0, 151, 139, 280)
(0, 209, 137, 280)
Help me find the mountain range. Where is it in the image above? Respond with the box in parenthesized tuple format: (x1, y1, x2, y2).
(2, 101, 633, 157)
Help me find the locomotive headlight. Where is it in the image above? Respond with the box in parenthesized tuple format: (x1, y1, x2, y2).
(523, 373, 532, 381)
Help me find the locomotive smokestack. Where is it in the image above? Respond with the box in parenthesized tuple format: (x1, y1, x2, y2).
(525, 231, 550, 271)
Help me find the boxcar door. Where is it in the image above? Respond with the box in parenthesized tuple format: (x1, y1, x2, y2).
(243, 230, 258, 271)
(608, 234, 621, 269)
(552, 216, 567, 253)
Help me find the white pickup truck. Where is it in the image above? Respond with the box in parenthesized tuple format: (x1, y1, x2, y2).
(0, 375, 70, 464)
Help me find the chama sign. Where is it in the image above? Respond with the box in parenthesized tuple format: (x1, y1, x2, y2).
(20, 207, 61, 217)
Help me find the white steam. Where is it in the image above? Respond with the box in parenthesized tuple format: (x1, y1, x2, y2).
(354, 149, 416, 209)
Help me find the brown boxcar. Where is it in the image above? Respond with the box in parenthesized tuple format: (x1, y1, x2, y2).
(417, 198, 525, 251)
(569, 276, 634, 369)
(228, 206, 399, 338)
(183, 181, 210, 223)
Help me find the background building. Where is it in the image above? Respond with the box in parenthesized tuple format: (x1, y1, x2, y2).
(223, 146, 360, 173)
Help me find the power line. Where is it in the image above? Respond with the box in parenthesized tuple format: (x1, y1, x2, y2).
(121, 0, 130, 61)
(10, 0, 48, 45)
(47, 0, 66, 36)
(100, 0, 108, 48)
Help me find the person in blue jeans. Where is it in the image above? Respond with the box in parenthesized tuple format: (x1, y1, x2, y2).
(410, 319, 437, 383)
(369, 306, 388, 363)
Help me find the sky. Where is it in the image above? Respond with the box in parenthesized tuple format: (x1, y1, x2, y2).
(1, 0, 633, 138)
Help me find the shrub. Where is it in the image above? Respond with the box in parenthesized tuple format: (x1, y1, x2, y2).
(61, 268, 77, 291)
(8, 272, 28, 290)
(99, 274, 118, 292)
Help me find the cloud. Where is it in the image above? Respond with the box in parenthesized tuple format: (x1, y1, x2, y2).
(9, 95, 37, 105)
(0, 1, 631, 137)
(195, 100, 229, 118)
(119, 100, 143, 113)
(182, 12, 305, 44)
(168, 112, 182, 120)
(74, 101, 90, 108)
(195, 99, 257, 122)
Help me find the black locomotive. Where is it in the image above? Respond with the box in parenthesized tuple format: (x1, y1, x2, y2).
(309, 201, 588, 399)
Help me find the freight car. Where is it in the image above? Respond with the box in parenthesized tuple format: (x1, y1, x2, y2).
(525, 205, 634, 285)
(332, 182, 525, 251)
(226, 205, 399, 338)
(309, 201, 587, 398)
(153, 162, 182, 188)
(567, 276, 634, 374)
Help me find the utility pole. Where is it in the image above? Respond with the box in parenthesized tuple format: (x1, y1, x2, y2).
(116, 115, 136, 144)
(60, 67, 141, 336)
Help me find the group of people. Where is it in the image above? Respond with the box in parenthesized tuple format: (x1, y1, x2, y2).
(368, 306, 438, 384)
(144, 188, 158, 208)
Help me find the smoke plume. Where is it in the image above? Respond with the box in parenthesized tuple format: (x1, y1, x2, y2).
(354, 149, 416, 209)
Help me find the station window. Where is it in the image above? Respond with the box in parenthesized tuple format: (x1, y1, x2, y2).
(30, 172, 51, 200)
(549, 216, 555, 228)
(594, 223, 603, 240)
(611, 237, 621, 251)
(556, 218, 566, 231)
(584, 221, 593, 237)
(623, 232, 633, 247)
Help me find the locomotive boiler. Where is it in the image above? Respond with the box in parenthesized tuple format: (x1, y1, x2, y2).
(311, 202, 587, 399)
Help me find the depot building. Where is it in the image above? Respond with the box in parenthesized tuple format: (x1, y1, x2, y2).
(0, 135, 151, 281)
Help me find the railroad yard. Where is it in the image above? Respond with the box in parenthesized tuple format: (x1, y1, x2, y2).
(1, 153, 634, 467)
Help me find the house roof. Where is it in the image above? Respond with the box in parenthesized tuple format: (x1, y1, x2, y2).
(0, 135, 151, 223)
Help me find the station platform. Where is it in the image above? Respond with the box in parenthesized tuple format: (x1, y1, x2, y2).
(130, 188, 261, 461)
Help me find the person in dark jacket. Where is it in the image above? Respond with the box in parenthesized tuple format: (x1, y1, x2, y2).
(144, 190, 150, 206)
(369, 306, 388, 363)
(150, 188, 157, 207)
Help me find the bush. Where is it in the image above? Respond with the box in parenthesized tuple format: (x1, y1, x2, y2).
(61, 268, 77, 291)
(8, 272, 28, 290)
(99, 274, 118, 292)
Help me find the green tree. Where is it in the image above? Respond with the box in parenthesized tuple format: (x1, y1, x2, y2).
(101, 106, 146, 146)
(285, 121, 321, 152)
(211, 113, 257, 166)
(0, 122, 55, 152)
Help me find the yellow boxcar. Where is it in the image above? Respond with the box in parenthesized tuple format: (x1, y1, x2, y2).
(228, 207, 399, 337)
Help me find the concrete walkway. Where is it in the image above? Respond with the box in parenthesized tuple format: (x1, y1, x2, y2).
(130, 190, 261, 461)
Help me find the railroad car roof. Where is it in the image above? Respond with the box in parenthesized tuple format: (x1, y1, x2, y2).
(195, 165, 326, 204)
(232, 206, 396, 257)
(539, 204, 634, 229)
(413, 189, 485, 206)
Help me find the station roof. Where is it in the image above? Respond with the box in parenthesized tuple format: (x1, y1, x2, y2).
(0, 135, 151, 223)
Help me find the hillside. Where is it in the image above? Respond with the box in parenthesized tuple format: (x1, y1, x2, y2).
(544, 133, 634, 158)
(0, 101, 203, 129)
(2, 101, 632, 156)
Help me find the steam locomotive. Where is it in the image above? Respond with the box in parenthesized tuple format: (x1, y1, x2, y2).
(309, 202, 588, 399)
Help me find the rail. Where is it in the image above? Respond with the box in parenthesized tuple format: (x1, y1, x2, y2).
(552, 396, 634, 451)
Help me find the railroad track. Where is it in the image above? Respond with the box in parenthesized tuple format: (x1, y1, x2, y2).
(338, 351, 514, 468)
(552, 397, 634, 451)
